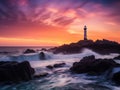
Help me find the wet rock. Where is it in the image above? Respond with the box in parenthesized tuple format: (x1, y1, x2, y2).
(46, 65, 54, 69)
(0, 61, 35, 83)
(46, 63, 66, 69)
(70, 55, 119, 74)
(39, 52, 46, 60)
(41, 48, 47, 51)
(24, 49, 36, 54)
(112, 72, 120, 84)
(34, 72, 48, 78)
(51, 39, 120, 54)
(17, 61, 35, 80)
(114, 55, 120, 60)
(53, 63, 66, 68)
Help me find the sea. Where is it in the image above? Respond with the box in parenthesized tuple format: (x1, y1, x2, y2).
(0, 46, 120, 90)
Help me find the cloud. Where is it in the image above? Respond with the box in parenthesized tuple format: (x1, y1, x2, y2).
(53, 16, 75, 26)
(0, 0, 120, 26)
(0, 0, 120, 31)
(0, 0, 120, 45)
(0, 0, 27, 26)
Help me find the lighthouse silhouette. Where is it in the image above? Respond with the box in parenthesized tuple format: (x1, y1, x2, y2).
(84, 25, 87, 40)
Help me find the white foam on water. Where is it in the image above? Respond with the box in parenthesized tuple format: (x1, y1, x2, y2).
(0, 48, 120, 90)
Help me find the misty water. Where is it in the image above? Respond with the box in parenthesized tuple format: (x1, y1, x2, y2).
(0, 47, 120, 90)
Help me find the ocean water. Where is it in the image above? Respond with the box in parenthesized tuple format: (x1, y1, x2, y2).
(0, 47, 120, 90)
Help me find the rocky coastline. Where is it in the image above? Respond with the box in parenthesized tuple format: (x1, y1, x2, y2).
(50, 39, 120, 54)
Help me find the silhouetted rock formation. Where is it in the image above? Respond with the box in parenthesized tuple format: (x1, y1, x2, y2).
(0, 61, 35, 83)
(46, 63, 66, 69)
(46, 65, 54, 69)
(53, 63, 66, 68)
(70, 55, 119, 74)
(51, 39, 120, 54)
(41, 48, 47, 51)
(39, 52, 46, 60)
(112, 71, 120, 84)
(114, 55, 120, 60)
(24, 49, 36, 54)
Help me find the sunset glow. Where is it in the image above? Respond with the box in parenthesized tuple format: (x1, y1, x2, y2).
(0, 0, 120, 46)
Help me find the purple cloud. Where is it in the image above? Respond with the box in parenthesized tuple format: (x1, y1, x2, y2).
(0, 0, 120, 26)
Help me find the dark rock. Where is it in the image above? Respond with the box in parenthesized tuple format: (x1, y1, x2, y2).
(0, 61, 35, 83)
(24, 49, 36, 54)
(17, 61, 35, 81)
(41, 48, 47, 51)
(46, 63, 66, 69)
(34, 72, 48, 78)
(53, 63, 66, 68)
(70, 55, 119, 74)
(46, 65, 54, 69)
(114, 55, 120, 60)
(39, 52, 46, 60)
(80, 55, 95, 63)
(112, 72, 120, 84)
(51, 39, 120, 54)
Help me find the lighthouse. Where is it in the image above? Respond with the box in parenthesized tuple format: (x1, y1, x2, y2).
(84, 25, 87, 40)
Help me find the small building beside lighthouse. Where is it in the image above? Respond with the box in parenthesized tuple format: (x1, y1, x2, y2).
(84, 25, 87, 40)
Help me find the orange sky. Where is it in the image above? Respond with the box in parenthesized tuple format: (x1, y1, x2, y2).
(0, 0, 120, 46)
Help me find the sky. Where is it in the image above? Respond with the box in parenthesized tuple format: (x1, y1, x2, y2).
(0, 0, 120, 46)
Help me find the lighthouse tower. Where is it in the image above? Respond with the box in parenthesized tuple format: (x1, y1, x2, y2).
(84, 25, 87, 40)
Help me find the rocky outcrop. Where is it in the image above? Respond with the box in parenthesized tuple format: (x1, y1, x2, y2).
(24, 49, 36, 54)
(46, 65, 54, 69)
(0, 61, 35, 83)
(70, 55, 120, 84)
(39, 52, 46, 60)
(70, 55, 119, 74)
(41, 48, 47, 51)
(112, 72, 120, 84)
(53, 63, 66, 68)
(46, 63, 66, 69)
(51, 39, 120, 54)
(114, 55, 120, 60)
